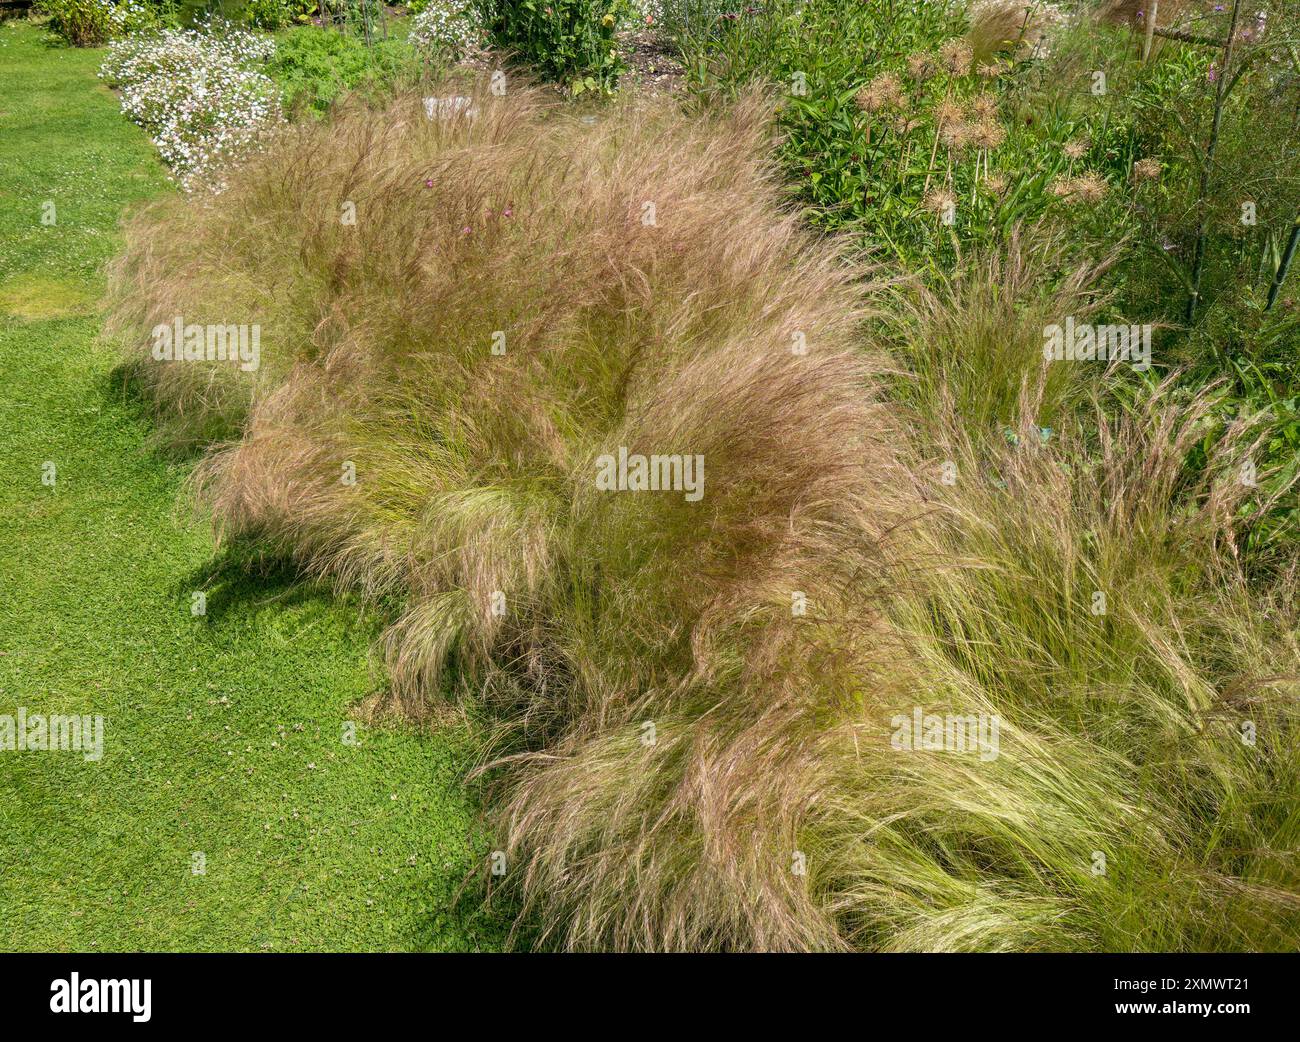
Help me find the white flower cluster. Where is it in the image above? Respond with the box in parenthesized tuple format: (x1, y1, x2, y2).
(409, 1, 487, 61)
(99, 19, 282, 192)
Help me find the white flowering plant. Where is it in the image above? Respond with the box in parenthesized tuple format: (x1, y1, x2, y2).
(100, 19, 283, 192)
(408, 0, 487, 62)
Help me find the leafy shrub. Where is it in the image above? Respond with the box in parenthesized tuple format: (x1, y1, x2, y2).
(317, 0, 389, 39)
(99, 20, 281, 190)
(242, 0, 318, 30)
(409, 0, 486, 61)
(481, 0, 630, 95)
(1093, 3, 1300, 319)
(37, 0, 156, 46)
(266, 26, 422, 117)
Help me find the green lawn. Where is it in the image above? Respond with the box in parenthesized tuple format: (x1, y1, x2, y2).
(0, 20, 502, 952)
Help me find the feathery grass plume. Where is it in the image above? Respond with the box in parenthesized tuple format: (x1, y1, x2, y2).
(1098, 0, 1193, 30)
(106, 80, 915, 947)
(975, 0, 1067, 60)
(107, 81, 1300, 951)
(968, 0, 1037, 63)
(870, 373, 1300, 952)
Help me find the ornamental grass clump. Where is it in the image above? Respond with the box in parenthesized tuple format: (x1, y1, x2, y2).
(107, 80, 1300, 951)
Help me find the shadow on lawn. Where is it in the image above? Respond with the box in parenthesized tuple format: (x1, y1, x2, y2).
(177, 546, 342, 625)
(98, 361, 528, 950)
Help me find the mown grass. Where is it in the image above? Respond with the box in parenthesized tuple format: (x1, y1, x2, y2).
(0, 20, 502, 952)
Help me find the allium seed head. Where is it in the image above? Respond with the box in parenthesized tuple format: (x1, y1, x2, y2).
(855, 72, 904, 113)
(940, 40, 974, 76)
(1063, 137, 1090, 161)
(1132, 157, 1162, 182)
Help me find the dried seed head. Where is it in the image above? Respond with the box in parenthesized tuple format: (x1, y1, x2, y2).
(940, 39, 974, 76)
(933, 96, 966, 128)
(924, 187, 958, 214)
(941, 120, 975, 152)
(1132, 157, 1162, 182)
(855, 72, 904, 113)
(969, 93, 999, 121)
(906, 52, 938, 81)
(969, 121, 1006, 150)
(1072, 173, 1108, 203)
(1063, 137, 1090, 161)
(1051, 173, 1108, 203)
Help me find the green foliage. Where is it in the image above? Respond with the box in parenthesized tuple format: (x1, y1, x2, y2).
(1071, 2, 1300, 562)
(318, 0, 390, 41)
(1179, 286, 1300, 562)
(243, 0, 317, 30)
(679, 0, 1103, 266)
(482, 0, 630, 95)
(266, 26, 423, 117)
(637, 0, 731, 45)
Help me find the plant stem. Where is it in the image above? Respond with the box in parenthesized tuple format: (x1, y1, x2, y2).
(922, 126, 941, 194)
(1142, 0, 1159, 62)
(1185, 0, 1243, 323)
(1266, 213, 1300, 310)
